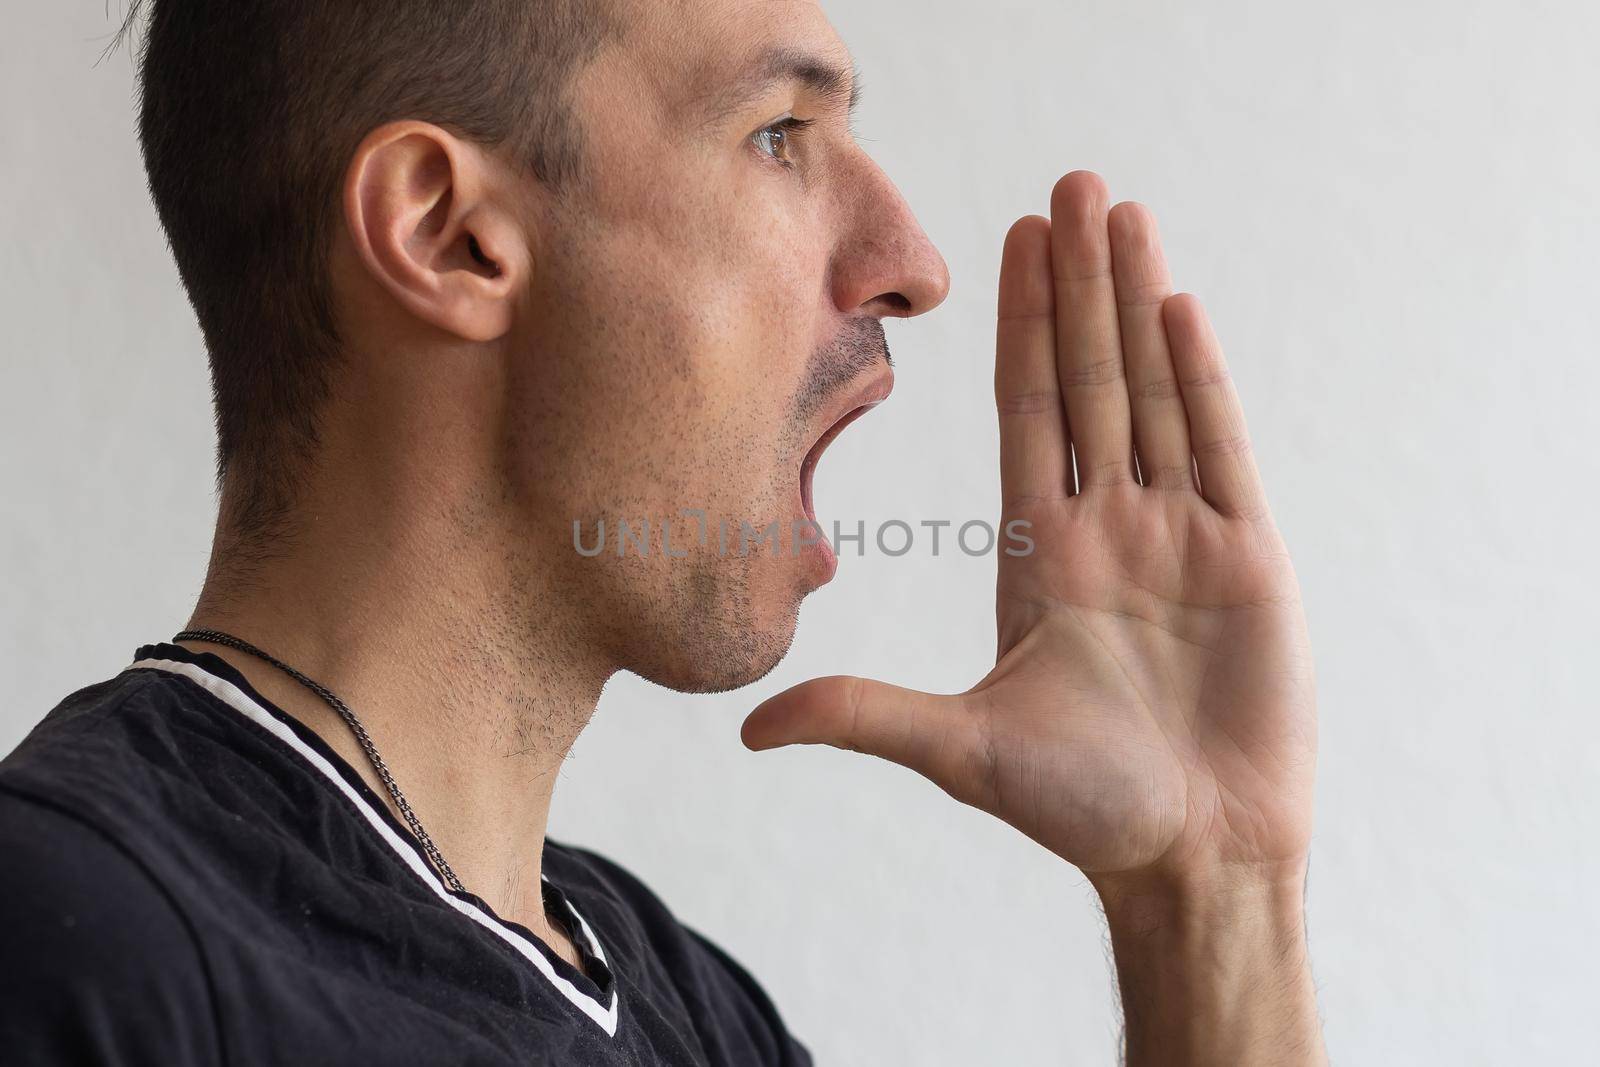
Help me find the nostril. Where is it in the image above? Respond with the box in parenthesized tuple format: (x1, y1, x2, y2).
(879, 292, 912, 315)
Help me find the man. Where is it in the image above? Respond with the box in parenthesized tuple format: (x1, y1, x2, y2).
(0, 0, 1325, 1063)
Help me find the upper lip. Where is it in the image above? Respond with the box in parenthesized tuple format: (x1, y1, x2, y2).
(806, 367, 895, 458)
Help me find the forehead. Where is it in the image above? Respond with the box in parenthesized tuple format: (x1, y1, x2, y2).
(619, 0, 853, 121)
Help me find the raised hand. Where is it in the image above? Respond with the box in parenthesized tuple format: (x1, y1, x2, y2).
(743, 172, 1317, 892)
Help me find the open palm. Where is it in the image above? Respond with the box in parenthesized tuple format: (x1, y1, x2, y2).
(744, 172, 1317, 885)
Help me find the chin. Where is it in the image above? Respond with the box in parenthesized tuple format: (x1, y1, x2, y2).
(626, 597, 803, 695)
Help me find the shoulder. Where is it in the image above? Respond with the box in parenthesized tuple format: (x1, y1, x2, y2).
(4, 665, 214, 787)
(3, 661, 300, 860)
(1, 665, 237, 866)
(546, 839, 814, 1066)
(0, 786, 223, 1065)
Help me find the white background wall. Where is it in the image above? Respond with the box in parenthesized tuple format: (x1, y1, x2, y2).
(5, 1, 1597, 1063)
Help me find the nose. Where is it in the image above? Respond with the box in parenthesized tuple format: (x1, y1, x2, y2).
(829, 153, 951, 320)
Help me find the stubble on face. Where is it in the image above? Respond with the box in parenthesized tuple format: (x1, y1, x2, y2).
(694, 316, 892, 688)
(498, 0, 893, 694)
(594, 316, 892, 695)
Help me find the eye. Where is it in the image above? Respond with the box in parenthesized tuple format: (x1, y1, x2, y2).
(751, 116, 815, 170)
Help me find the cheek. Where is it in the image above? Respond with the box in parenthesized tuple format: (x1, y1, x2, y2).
(686, 232, 823, 512)
(527, 174, 826, 523)
(686, 188, 828, 415)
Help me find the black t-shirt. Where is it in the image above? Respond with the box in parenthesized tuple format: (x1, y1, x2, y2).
(0, 641, 813, 1066)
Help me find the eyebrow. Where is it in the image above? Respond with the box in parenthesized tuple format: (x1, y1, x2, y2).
(692, 45, 862, 131)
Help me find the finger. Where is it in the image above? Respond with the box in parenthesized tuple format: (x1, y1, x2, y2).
(1108, 202, 1194, 492)
(1051, 172, 1134, 488)
(1163, 293, 1268, 518)
(742, 676, 980, 791)
(996, 215, 1073, 504)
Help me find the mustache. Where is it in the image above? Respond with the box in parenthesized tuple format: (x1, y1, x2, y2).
(792, 318, 891, 426)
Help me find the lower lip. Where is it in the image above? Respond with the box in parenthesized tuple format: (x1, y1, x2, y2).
(803, 525, 838, 584)
(797, 465, 837, 585)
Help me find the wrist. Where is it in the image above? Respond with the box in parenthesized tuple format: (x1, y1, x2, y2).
(1089, 860, 1326, 1067)
(1091, 858, 1310, 936)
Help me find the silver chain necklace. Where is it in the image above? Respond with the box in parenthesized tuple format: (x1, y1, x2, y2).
(172, 627, 466, 893)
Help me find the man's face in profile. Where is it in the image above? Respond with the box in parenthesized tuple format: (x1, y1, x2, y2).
(505, 0, 949, 692)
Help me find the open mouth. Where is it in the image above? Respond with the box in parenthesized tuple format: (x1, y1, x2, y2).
(799, 402, 879, 524)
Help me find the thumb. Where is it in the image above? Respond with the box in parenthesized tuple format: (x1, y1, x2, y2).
(741, 675, 981, 789)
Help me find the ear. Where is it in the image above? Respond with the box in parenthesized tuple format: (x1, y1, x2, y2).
(342, 122, 528, 343)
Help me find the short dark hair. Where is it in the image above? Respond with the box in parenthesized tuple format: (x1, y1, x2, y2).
(116, 1, 615, 550)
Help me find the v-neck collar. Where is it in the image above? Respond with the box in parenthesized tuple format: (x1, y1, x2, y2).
(125, 640, 620, 1037)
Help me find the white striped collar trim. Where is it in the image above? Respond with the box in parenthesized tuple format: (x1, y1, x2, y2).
(127, 655, 620, 1037)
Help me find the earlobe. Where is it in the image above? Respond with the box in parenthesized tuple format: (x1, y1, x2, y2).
(343, 121, 526, 343)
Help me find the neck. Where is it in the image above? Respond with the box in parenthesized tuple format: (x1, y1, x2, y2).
(180, 479, 612, 939)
